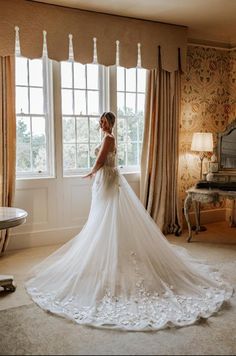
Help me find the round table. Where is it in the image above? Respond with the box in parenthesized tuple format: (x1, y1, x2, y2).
(0, 207, 28, 292)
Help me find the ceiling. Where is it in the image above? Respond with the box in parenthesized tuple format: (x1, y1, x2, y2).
(31, 0, 236, 47)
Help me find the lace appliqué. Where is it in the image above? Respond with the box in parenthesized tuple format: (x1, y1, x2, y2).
(26, 253, 232, 331)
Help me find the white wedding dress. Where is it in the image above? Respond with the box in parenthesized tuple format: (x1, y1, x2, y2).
(26, 142, 233, 331)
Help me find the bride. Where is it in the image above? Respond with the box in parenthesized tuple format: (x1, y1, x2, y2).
(26, 112, 233, 331)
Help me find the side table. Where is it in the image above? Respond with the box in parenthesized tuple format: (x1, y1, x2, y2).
(0, 207, 28, 292)
(184, 187, 236, 242)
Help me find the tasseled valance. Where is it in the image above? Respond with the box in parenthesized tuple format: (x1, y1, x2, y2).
(0, 0, 187, 71)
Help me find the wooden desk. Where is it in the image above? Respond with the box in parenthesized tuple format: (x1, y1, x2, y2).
(0, 207, 28, 292)
(184, 187, 236, 242)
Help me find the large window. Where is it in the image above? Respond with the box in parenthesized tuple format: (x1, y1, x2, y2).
(117, 67, 146, 170)
(61, 62, 104, 175)
(15, 58, 146, 178)
(15, 56, 54, 178)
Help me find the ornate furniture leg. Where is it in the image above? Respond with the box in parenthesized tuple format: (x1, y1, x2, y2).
(184, 194, 193, 242)
(229, 199, 236, 227)
(193, 200, 200, 233)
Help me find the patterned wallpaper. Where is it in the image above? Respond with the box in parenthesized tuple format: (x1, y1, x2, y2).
(179, 45, 236, 210)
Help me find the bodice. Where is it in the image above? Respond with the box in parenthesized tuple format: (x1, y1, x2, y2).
(95, 143, 117, 168)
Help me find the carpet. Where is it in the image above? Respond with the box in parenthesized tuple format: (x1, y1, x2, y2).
(0, 279, 236, 356)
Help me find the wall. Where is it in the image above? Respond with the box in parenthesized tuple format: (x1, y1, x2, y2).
(179, 45, 236, 223)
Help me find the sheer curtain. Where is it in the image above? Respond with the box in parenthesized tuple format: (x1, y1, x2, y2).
(140, 59, 182, 235)
(0, 56, 16, 254)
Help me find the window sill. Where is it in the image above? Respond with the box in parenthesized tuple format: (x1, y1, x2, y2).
(16, 175, 56, 181)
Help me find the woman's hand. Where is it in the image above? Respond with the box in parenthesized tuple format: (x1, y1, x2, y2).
(81, 172, 94, 179)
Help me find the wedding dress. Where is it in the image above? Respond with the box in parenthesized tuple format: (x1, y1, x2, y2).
(25, 142, 233, 331)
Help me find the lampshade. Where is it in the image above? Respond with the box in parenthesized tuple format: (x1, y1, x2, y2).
(191, 132, 213, 152)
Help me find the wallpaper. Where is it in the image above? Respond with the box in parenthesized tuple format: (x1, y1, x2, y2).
(179, 45, 236, 211)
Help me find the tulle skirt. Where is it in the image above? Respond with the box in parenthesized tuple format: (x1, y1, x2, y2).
(25, 166, 233, 331)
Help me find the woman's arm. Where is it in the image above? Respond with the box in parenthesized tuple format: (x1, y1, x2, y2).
(82, 135, 114, 179)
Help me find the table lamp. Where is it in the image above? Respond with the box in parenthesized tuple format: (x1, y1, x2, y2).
(191, 132, 213, 180)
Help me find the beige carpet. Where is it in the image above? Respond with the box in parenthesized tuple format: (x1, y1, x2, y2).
(0, 222, 236, 355)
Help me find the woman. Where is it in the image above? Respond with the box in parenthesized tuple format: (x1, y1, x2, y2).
(26, 112, 233, 331)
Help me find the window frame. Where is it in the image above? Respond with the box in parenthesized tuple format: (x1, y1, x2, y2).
(61, 63, 107, 177)
(113, 66, 146, 173)
(15, 58, 146, 180)
(15, 56, 55, 180)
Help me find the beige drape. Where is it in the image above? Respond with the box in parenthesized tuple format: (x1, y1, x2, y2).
(140, 62, 182, 235)
(0, 56, 16, 254)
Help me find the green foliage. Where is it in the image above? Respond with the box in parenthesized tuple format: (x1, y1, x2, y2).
(17, 118, 46, 173)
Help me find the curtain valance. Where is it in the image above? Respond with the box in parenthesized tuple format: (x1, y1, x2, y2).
(0, 0, 187, 72)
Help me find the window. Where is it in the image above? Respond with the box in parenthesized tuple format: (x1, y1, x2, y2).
(61, 62, 105, 175)
(116, 67, 146, 171)
(15, 56, 54, 178)
(15, 57, 146, 179)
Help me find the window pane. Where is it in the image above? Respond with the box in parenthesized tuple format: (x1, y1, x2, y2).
(127, 117, 138, 141)
(63, 117, 76, 143)
(16, 57, 28, 86)
(32, 145, 46, 172)
(30, 88, 44, 114)
(17, 117, 30, 145)
(88, 91, 99, 115)
(126, 93, 136, 115)
(117, 66, 124, 91)
(139, 143, 143, 161)
(139, 116, 144, 142)
(137, 69, 146, 92)
(29, 59, 43, 87)
(62, 89, 73, 114)
(61, 61, 72, 88)
(32, 117, 46, 146)
(118, 143, 126, 167)
(117, 92, 125, 116)
(16, 87, 29, 114)
(89, 143, 99, 167)
(76, 117, 89, 142)
(117, 117, 125, 142)
(127, 142, 138, 166)
(74, 63, 86, 89)
(90, 117, 100, 142)
(74, 90, 86, 115)
(16, 144, 31, 172)
(137, 93, 145, 114)
(63, 144, 76, 170)
(126, 68, 136, 92)
(77, 144, 89, 169)
(87, 64, 98, 89)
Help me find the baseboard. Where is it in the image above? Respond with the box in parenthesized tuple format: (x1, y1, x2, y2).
(182, 208, 226, 229)
(7, 225, 84, 251)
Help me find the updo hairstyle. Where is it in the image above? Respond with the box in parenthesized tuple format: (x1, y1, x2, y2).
(101, 112, 116, 129)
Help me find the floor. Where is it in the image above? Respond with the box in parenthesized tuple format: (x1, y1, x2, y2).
(0, 221, 236, 355)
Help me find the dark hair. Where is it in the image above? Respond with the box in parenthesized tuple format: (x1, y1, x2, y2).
(101, 112, 116, 128)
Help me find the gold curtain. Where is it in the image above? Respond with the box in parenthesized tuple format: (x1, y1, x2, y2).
(140, 62, 182, 235)
(0, 56, 16, 254)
